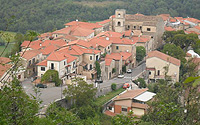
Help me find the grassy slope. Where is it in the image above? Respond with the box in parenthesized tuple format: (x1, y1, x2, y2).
(95, 88, 125, 106)
(0, 31, 16, 43)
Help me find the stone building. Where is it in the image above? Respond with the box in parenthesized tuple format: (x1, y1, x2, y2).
(110, 9, 164, 49)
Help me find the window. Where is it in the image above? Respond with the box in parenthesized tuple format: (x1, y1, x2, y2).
(108, 46, 110, 49)
(133, 26, 136, 29)
(90, 64, 92, 70)
(96, 55, 99, 61)
(122, 107, 127, 112)
(73, 62, 76, 68)
(147, 28, 151, 31)
(149, 71, 151, 75)
(140, 26, 142, 30)
(118, 13, 121, 17)
(29, 60, 31, 66)
(64, 61, 66, 65)
(117, 21, 121, 26)
(127, 25, 130, 30)
(41, 67, 45, 71)
(157, 70, 160, 76)
(32, 58, 35, 63)
(116, 46, 119, 50)
(51, 63, 54, 70)
(90, 56, 93, 60)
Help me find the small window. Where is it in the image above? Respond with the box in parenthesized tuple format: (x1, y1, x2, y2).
(147, 28, 151, 31)
(118, 22, 121, 26)
(157, 70, 160, 76)
(140, 26, 142, 30)
(134, 26, 136, 29)
(118, 13, 121, 17)
(108, 46, 110, 49)
(64, 61, 66, 65)
(90, 56, 93, 60)
(122, 107, 127, 112)
(149, 71, 151, 75)
(41, 74, 43, 77)
(90, 64, 92, 70)
(116, 46, 119, 50)
(127, 25, 130, 30)
(41, 67, 45, 71)
(73, 62, 76, 68)
(29, 60, 31, 66)
(32, 58, 35, 63)
(51, 63, 54, 70)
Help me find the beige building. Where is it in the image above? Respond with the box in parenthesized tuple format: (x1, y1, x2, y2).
(110, 9, 164, 49)
(105, 88, 156, 117)
(146, 51, 181, 82)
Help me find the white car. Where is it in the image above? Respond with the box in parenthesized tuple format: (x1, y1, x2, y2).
(127, 69, 132, 73)
(118, 74, 124, 78)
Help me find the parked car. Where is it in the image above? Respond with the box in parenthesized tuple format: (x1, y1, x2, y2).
(123, 83, 130, 89)
(95, 78, 103, 83)
(127, 69, 132, 73)
(118, 74, 124, 78)
(35, 83, 47, 88)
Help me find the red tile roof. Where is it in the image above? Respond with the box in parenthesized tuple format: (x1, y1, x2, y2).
(194, 26, 200, 30)
(114, 89, 148, 100)
(64, 35, 77, 41)
(0, 63, 11, 78)
(41, 44, 59, 55)
(67, 39, 92, 48)
(119, 52, 132, 60)
(21, 40, 43, 50)
(105, 52, 132, 61)
(169, 18, 177, 23)
(104, 110, 116, 117)
(109, 37, 136, 45)
(147, 50, 181, 66)
(38, 32, 52, 38)
(89, 37, 112, 48)
(65, 21, 102, 29)
(96, 31, 122, 38)
(21, 41, 31, 47)
(174, 17, 184, 21)
(165, 26, 176, 31)
(37, 60, 47, 66)
(159, 14, 170, 21)
(46, 51, 66, 61)
(184, 18, 200, 24)
(185, 30, 200, 35)
(41, 39, 66, 48)
(105, 58, 113, 66)
(0, 57, 11, 64)
(21, 49, 42, 60)
(132, 35, 151, 43)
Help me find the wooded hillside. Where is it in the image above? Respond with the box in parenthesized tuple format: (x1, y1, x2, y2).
(0, 0, 199, 33)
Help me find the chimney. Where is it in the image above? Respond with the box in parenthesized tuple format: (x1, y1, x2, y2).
(39, 43, 42, 46)
(69, 45, 71, 50)
(76, 19, 78, 22)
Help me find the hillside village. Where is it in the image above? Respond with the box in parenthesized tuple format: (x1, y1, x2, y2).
(1, 9, 200, 119)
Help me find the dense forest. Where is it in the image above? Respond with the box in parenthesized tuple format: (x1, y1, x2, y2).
(0, 0, 200, 33)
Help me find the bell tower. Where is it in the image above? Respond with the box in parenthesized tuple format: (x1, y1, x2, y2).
(114, 9, 126, 33)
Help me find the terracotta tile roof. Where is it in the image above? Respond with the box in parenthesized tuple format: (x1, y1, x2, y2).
(0, 63, 11, 78)
(184, 18, 200, 24)
(95, 31, 122, 38)
(58, 45, 84, 56)
(147, 50, 181, 66)
(125, 14, 162, 23)
(185, 31, 200, 35)
(21, 41, 31, 47)
(67, 39, 92, 48)
(36, 60, 47, 66)
(114, 89, 148, 100)
(41, 44, 59, 55)
(165, 26, 176, 31)
(96, 19, 111, 25)
(0, 57, 11, 64)
(42, 39, 66, 48)
(132, 102, 148, 109)
(104, 110, 116, 117)
(38, 32, 52, 38)
(89, 37, 112, 48)
(46, 51, 66, 61)
(21, 49, 42, 60)
(174, 17, 184, 21)
(194, 26, 200, 30)
(109, 37, 136, 45)
(132, 35, 151, 43)
(169, 18, 177, 23)
(65, 21, 102, 29)
(123, 30, 132, 36)
(71, 26, 94, 37)
(52, 27, 71, 34)
(79, 47, 101, 54)
(64, 35, 77, 41)
(105, 58, 113, 66)
(159, 14, 170, 21)
(105, 52, 132, 61)
(119, 52, 132, 60)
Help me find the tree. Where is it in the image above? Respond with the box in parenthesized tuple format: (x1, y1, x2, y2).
(95, 61, 101, 79)
(161, 43, 186, 63)
(134, 78, 147, 88)
(122, 65, 126, 73)
(112, 111, 138, 125)
(136, 46, 146, 62)
(111, 83, 117, 91)
(0, 77, 39, 125)
(41, 69, 62, 86)
(63, 78, 97, 107)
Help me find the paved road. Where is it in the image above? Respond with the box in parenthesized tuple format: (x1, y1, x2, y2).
(99, 62, 146, 88)
(22, 62, 146, 106)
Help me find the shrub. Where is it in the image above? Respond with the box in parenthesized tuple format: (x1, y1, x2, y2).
(41, 70, 62, 86)
(134, 78, 146, 88)
(112, 68, 116, 73)
(111, 83, 117, 91)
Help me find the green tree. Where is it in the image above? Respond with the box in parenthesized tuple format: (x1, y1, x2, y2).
(136, 46, 146, 62)
(95, 61, 101, 79)
(122, 65, 126, 73)
(41, 69, 62, 86)
(134, 78, 147, 88)
(112, 111, 138, 125)
(111, 83, 117, 91)
(63, 77, 97, 107)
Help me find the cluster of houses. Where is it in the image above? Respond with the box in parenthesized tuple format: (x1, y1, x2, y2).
(1, 9, 200, 117)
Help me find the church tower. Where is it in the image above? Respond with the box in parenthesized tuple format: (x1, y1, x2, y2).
(114, 9, 126, 33)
